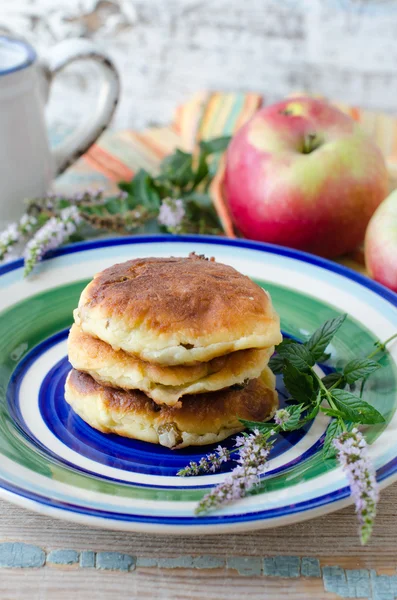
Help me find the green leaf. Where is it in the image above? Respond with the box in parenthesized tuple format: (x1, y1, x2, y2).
(159, 149, 194, 188)
(268, 338, 296, 374)
(281, 404, 304, 431)
(277, 343, 314, 370)
(239, 419, 276, 434)
(305, 314, 347, 361)
(323, 419, 344, 459)
(305, 402, 320, 421)
(184, 198, 222, 234)
(321, 407, 344, 418)
(58, 198, 73, 209)
(183, 192, 213, 207)
(322, 372, 346, 390)
(118, 181, 134, 194)
(131, 169, 161, 210)
(283, 362, 317, 405)
(104, 197, 124, 215)
(277, 338, 296, 349)
(199, 136, 231, 155)
(268, 353, 285, 375)
(317, 352, 331, 363)
(80, 204, 102, 215)
(331, 389, 385, 424)
(343, 358, 381, 384)
(190, 153, 209, 189)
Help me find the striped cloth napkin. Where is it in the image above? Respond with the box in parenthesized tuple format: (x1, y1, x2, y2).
(56, 92, 397, 275)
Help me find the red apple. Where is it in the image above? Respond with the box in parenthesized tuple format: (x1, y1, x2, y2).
(224, 97, 388, 257)
(365, 190, 397, 292)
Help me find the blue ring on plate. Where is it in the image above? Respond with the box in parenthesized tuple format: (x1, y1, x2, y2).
(0, 453, 395, 525)
(8, 328, 325, 487)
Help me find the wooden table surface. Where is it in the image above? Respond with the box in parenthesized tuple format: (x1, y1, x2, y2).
(2, 483, 397, 600)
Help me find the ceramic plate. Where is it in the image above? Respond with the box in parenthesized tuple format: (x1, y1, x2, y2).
(1, 235, 397, 534)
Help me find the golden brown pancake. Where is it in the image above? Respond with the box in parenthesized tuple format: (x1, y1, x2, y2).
(65, 368, 278, 449)
(68, 324, 274, 406)
(74, 254, 282, 365)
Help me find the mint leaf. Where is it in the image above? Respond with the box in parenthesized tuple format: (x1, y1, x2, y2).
(305, 314, 347, 361)
(191, 152, 209, 189)
(184, 197, 222, 233)
(104, 197, 124, 215)
(277, 338, 296, 349)
(323, 419, 344, 459)
(239, 420, 275, 434)
(199, 136, 231, 155)
(321, 407, 344, 418)
(268, 338, 296, 374)
(283, 362, 317, 405)
(281, 404, 304, 431)
(118, 181, 133, 194)
(131, 169, 161, 210)
(317, 352, 331, 363)
(322, 372, 346, 390)
(343, 359, 381, 384)
(331, 389, 385, 424)
(277, 343, 314, 370)
(305, 402, 320, 421)
(160, 149, 194, 188)
(268, 353, 285, 375)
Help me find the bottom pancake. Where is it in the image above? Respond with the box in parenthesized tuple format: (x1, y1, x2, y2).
(64, 368, 278, 449)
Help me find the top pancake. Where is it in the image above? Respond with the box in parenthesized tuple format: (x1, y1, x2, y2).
(74, 254, 282, 365)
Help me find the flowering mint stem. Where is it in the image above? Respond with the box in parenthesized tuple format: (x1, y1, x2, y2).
(195, 430, 273, 515)
(0, 215, 38, 262)
(177, 445, 232, 476)
(23, 207, 82, 276)
(333, 428, 378, 544)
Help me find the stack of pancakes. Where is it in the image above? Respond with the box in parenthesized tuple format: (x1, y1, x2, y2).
(65, 254, 282, 449)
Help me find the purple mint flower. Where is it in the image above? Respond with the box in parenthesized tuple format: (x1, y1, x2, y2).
(215, 445, 230, 464)
(195, 430, 272, 514)
(177, 446, 231, 477)
(0, 215, 38, 262)
(333, 428, 379, 544)
(24, 206, 82, 276)
(274, 408, 290, 427)
(0, 223, 19, 262)
(158, 198, 185, 230)
(19, 214, 37, 234)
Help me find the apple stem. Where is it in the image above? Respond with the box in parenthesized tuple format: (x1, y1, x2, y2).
(302, 134, 322, 154)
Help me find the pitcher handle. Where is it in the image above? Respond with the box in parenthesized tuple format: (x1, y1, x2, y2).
(43, 39, 120, 175)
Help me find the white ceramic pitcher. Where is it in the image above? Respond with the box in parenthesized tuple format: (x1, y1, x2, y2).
(0, 35, 120, 226)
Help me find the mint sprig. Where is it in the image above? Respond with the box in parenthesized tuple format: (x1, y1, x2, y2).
(267, 315, 397, 461)
(3, 135, 232, 276)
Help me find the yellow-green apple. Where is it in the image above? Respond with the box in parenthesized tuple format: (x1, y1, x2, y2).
(224, 97, 388, 257)
(365, 189, 397, 292)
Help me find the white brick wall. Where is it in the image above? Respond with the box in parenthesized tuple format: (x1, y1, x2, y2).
(3, 0, 397, 132)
